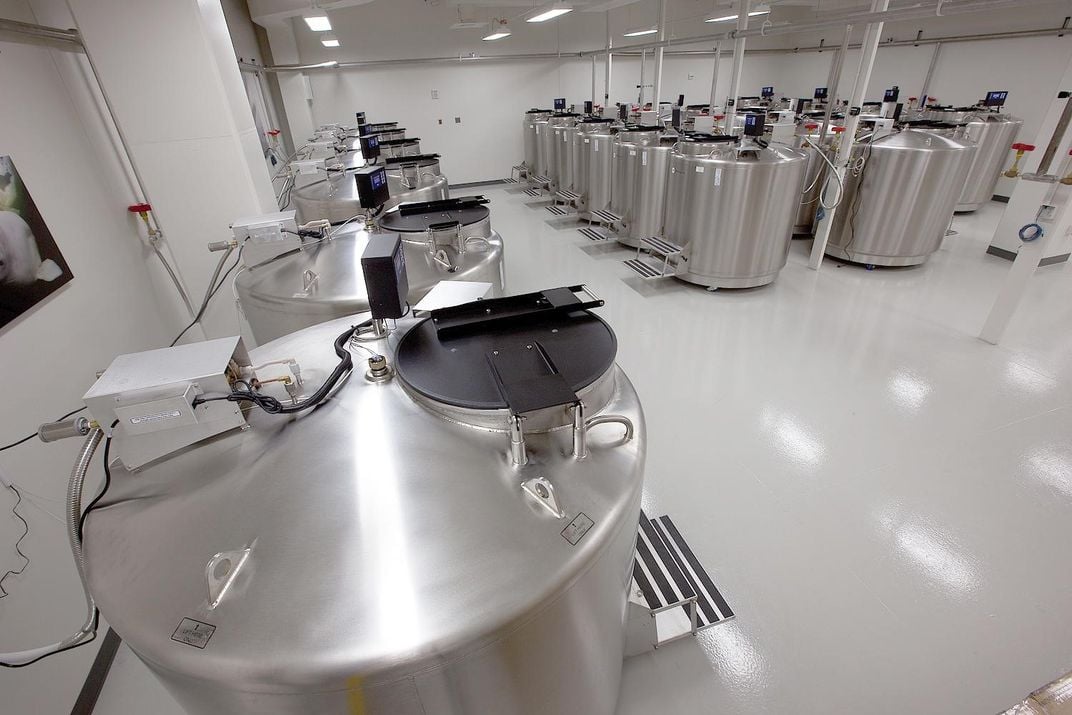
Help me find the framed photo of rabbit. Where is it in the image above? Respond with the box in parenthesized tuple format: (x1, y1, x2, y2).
(0, 156, 74, 329)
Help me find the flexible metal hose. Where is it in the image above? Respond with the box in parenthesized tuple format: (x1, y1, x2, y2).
(66, 428, 103, 639)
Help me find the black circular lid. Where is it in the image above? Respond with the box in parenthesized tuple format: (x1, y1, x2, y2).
(380, 138, 420, 146)
(552, 112, 581, 118)
(581, 117, 614, 124)
(683, 132, 738, 143)
(903, 119, 959, 129)
(367, 127, 405, 135)
(622, 124, 663, 132)
(379, 204, 489, 232)
(395, 312, 617, 410)
(526, 108, 553, 114)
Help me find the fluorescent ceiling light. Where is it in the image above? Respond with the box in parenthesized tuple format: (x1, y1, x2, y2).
(527, 3, 573, 23)
(705, 8, 770, 23)
(483, 19, 511, 41)
(321, 34, 340, 47)
(624, 27, 658, 37)
(303, 13, 332, 32)
(316, 60, 338, 68)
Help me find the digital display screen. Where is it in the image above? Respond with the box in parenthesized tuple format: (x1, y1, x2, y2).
(369, 136, 379, 148)
(371, 169, 386, 189)
(355, 111, 366, 125)
(359, 124, 372, 137)
(985, 90, 1009, 107)
(761, 86, 774, 98)
(884, 87, 899, 102)
(744, 113, 763, 137)
(814, 87, 828, 100)
(554, 97, 566, 110)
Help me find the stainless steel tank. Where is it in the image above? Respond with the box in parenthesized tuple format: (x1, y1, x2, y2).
(825, 128, 977, 266)
(554, 123, 577, 192)
(292, 155, 449, 224)
(611, 126, 664, 233)
(236, 198, 504, 343)
(663, 136, 808, 288)
(379, 137, 422, 159)
(570, 119, 614, 208)
(793, 126, 838, 236)
(950, 111, 1022, 211)
(523, 109, 551, 172)
(616, 135, 676, 248)
(83, 294, 645, 715)
(540, 113, 579, 188)
(585, 124, 617, 215)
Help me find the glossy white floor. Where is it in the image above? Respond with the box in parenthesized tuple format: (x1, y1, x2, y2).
(93, 189, 1072, 715)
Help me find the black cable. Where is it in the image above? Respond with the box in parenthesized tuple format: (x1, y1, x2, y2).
(78, 422, 117, 543)
(194, 321, 370, 415)
(0, 407, 87, 453)
(0, 485, 30, 599)
(169, 243, 245, 347)
(0, 626, 98, 668)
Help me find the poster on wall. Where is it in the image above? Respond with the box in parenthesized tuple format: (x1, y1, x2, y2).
(0, 156, 73, 329)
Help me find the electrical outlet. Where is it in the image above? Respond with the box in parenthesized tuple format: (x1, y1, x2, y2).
(438, 119, 443, 125)
(432, 89, 439, 99)
(688, 74, 695, 80)
(455, 117, 462, 124)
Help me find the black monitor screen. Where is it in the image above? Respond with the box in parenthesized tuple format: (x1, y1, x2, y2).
(744, 113, 763, 137)
(814, 87, 828, 100)
(553, 97, 566, 110)
(985, 90, 1009, 107)
(761, 86, 774, 98)
(884, 87, 899, 102)
(371, 168, 386, 189)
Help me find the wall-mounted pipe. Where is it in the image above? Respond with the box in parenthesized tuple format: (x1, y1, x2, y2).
(918, 41, 943, 103)
(724, 0, 752, 132)
(0, 17, 82, 51)
(604, 12, 613, 105)
(652, 0, 667, 107)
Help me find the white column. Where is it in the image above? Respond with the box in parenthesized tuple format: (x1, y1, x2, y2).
(652, 0, 667, 109)
(265, 20, 317, 149)
(605, 12, 613, 106)
(709, 41, 723, 111)
(723, 0, 751, 133)
(68, 0, 278, 341)
(808, 0, 889, 270)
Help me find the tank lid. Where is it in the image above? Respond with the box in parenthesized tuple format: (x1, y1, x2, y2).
(552, 112, 581, 118)
(681, 133, 738, 143)
(686, 104, 710, 110)
(526, 108, 554, 113)
(384, 153, 441, 166)
(580, 117, 614, 124)
(902, 119, 961, 129)
(621, 124, 663, 132)
(395, 288, 617, 411)
(379, 196, 490, 232)
(379, 137, 420, 146)
(366, 122, 399, 129)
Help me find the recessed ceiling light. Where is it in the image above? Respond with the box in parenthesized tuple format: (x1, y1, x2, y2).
(303, 13, 332, 32)
(705, 8, 770, 23)
(321, 34, 340, 47)
(527, 2, 572, 23)
(624, 26, 658, 37)
(483, 19, 511, 41)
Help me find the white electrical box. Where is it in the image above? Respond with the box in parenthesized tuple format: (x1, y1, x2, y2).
(693, 116, 715, 133)
(84, 337, 251, 469)
(232, 210, 300, 265)
(640, 110, 659, 126)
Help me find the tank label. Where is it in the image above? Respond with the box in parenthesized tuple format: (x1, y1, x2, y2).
(714, 168, 722, 186)
(584, 138, 590, 144)
(695, 166, 705, 173)
(171, 618, 216, 649)
(642, 153, 648, 166)
(629, 150, 637, 156)
(594, 143, 599, 152)
(561, 513, 595, 545)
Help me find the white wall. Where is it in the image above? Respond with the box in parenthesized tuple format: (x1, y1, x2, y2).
(0, 1, 174, 711)
(274, 0, 1072, 185)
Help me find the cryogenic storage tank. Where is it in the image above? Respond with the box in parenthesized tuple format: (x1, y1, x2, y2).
(585, 123, 617, 215)
(236, 197, 503, 343)
(82, 287, 645, 715)
(617, 135, 676, 248)
(523, 109, 552, 171)
(292, 154, 449, 224)
(379, 137, 422, 159)
(825, 128, 976, 266)
(793, 125, 838, 236)
(554, 122, 578, 192)
(570, 118, 615, 208)
(610, 126, 664, 230)
(950, 111, 1022, 211)
(663, 135, 808, 288)
(539, 113, 579, 186)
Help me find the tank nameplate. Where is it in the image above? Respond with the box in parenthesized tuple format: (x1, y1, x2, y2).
(561, 513, 595, 545)
(171, 618, 216, 649)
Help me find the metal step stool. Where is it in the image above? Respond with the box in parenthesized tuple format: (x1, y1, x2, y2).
(523, 188, 542, 198)
(624, 236, 683, 280)
(589, 208, 622, 228)
(628, 511, 734, 652)
(578, 226, 613, 242)
(546, 205, 569, 216)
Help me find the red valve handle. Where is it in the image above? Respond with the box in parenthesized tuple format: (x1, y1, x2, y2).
(832, 126, 847, 133)
(1011, 143, 1035, 152)
(714, 114, 725, 120)
(266, 129, 282, 137)
(127, 203, 152, 213)
(908, 96, 918, 101)
(805, 123, 819, 130)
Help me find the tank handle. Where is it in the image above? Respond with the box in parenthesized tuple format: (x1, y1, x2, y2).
(573, 402, 635, 460)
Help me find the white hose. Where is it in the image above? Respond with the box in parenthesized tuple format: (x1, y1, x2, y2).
(0, 429, 102, 667)
(807, 143, 845, 211)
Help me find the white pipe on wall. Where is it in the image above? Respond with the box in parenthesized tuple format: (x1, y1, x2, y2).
(604, 12, 613, 106)
(709, 40, 723, 111)
(652, 0, 667, 107)
(723, 0, 752, 133)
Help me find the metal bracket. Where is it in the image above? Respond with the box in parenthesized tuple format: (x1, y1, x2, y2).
(521, 476, 565, 518)
(206, 547, 251, 609)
